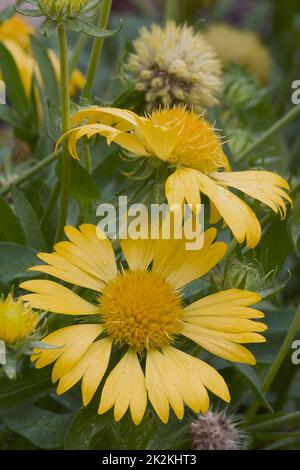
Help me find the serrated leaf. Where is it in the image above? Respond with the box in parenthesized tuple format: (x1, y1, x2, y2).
(11, 186, 46, 251)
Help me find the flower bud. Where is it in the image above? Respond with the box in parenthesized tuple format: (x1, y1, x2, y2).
(37, 0, 89, 20)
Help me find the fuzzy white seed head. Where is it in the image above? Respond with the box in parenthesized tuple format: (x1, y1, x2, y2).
(125, 21, 222, 112)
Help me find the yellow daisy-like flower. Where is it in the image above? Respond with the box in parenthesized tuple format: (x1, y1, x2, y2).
(0, 15, 34, 51)
(125, 21, 222, 112)
(21, 223, 267, 424)
(0, 294, 39, 346)
(57, 106, 291, 248)
(203, 24, 272, 84)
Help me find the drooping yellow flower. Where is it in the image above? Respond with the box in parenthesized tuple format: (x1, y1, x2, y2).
(0, 294, 38, 346)
(125, 21, 222, 112)
(57, 106, 291, 248)
(0, 15, 34, 51)
(203, 24, 272, 84)
(21, 223, 267, 424)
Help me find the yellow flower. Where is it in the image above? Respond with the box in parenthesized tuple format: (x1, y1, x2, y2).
(57, 106, 291, 248)
(21, 223, 267, 424)
(0, 294, 38, 346)
(125, 21, 222, 112)
(203, 24, 272, 84)
(0, 15, 34, 51)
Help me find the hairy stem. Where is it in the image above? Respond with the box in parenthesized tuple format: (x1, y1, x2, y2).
(55, 23, 71, 242)
(82, 0, 113, 99)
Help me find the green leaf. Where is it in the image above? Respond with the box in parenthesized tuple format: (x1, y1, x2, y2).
(256, 220, 293, 272)
(11, 187, 46, 251)
(39, 18, 57, 37)
(56, 158, 100, 204)
(64, 401, 110, 450)
(14, 7, 43, 17)
(0, 368, 52, 416)
(0, 43, 29, 118)
(31, 36, 59, 106)
(289, 194, 300, 255)
(0, 242, 38, 286)
(2, 405, 73, 449)
(0, 195, 26, 244)
(70, 18, 123, 38)
(235, 364, 273, 412)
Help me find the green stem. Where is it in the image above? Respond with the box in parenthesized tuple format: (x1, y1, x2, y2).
(82, 0, 113, 99)
(0, 153, 56, 196)
(55, 23, 71, 243)
(245, 302, 300, 421)
(236, 103, 300, 162)
(248, 411, 300, 433)
(164, 0, 180, 22)
(83, 145, 92, 174)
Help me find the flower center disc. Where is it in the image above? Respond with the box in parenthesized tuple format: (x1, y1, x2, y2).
(99, 270, 183, 352)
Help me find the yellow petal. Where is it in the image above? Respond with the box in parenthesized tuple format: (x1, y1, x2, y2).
(182, 323, 258, 364)
(21, 280, 98, 315)
(152, 227, 226, 289)
(57, 338, 112, 405)
(185, 288, 261, 312)
(51, 324, 103, 382)
(166, 168, 262, 248)
(145, 350, 171, 423)
(145, 349, 184, 422)
(120, 237, 154, 271)
(30, 251, 104, 291)
(213, 171, 292, 219)
(135, 118, 180, 161)
(71, 107, 139, 129)
(64, 224, 117, 283)
(33, 325, 101, 368)
(99, 349, 147, 425)
(81, 338, 112, 406)
(164, 346, 230, 403)
(195, 171, 262, 248)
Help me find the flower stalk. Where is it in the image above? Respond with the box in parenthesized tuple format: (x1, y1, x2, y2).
(55, 22, 71, 242)
(237, 103, 300, 162)
(82, 0, 112, 99)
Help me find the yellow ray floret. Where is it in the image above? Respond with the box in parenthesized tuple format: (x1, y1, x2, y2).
(56, 106, 291, 248)
(22, 223, 266, 424)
